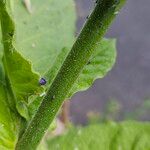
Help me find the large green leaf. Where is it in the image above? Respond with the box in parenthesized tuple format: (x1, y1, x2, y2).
(0, 0, 76, 148)
(0, 1, 42, 119)
(47, 121, 150, 150)
(11, 0, 76, 117)
(14, 0, 76, 75)
(0, 1, 44, 148)
(0, 84, 18, 150)
(44, 39, 116, 98)
(0, 62, 18, 149)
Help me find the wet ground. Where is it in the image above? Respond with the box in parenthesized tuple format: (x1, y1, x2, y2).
(71, 0, 150, 124)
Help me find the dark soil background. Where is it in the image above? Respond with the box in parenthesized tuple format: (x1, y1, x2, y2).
(70, 0, 150, 124)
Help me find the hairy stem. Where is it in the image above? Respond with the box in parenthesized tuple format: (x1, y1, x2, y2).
(16, 0, 126, 149)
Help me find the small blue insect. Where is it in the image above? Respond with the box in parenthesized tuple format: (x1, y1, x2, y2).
(39, 78, 47, 85)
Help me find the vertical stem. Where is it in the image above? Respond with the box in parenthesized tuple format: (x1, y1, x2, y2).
(16, 0, 126, 149)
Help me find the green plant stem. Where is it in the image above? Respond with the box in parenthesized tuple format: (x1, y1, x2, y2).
(16, 0, 125, 149)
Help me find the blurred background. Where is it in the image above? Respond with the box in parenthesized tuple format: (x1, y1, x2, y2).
(70, 0, 150, 124)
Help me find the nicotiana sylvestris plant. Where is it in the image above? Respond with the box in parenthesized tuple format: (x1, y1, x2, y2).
(2, 0, 149, 150)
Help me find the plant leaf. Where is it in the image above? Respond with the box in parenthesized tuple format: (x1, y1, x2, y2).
(47, 121, 150, 150)
(14, 0, 76, 75)
(0, 1, 42, 119)
(68, 39, 116, 97)
(29, 39, 116, 117)
(0, 62, 19, 150)
(0, 85, 18, 150)
(44, 47, 69, 86)
(44, 39, 116, 98)
(112, 121, 150, 150)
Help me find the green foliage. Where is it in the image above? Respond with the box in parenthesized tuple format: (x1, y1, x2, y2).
(45, 39, 116, 97)
(16, 0, 126, 148)
(0, 83, 17, 150)
(0, 0, 76, 149)
(47, 121, 150, 150)
(68, 39, 116, 97)
(14, 0, 76, 74)
(0, 0, 42, 119)
(0, 1, 42, 149)
(30, 38, 116, 115)
(0, 55, 17, 150)
(0, 0, 128, 149)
